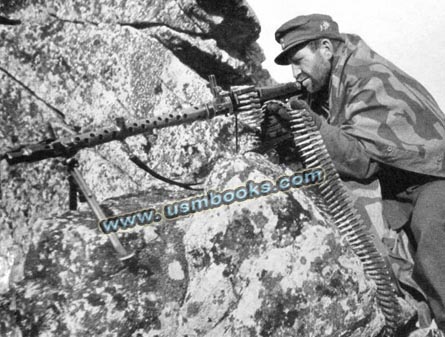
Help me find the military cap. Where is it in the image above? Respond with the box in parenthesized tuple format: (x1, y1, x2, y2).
(274, 14, 344, 65)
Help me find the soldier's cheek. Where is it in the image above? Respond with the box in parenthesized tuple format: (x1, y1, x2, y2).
(305, 79, 316, 93)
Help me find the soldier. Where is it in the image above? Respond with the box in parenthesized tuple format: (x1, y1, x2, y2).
(273, 13, 445, 334)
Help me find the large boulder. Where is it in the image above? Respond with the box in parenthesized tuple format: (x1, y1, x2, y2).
(0, 154, 401, 336)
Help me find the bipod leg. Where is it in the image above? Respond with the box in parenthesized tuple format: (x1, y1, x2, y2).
(65, 158, 134, 261)
(68, 174, 78, 210)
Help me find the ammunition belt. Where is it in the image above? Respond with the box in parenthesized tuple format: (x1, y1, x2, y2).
(263, 100, 400, 336)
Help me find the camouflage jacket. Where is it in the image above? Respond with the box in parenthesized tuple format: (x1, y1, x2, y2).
(316, 34, 445, 180)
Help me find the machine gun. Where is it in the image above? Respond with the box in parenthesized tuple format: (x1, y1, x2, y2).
(1, 76, 301, 165)
(0, 75, 302, 260)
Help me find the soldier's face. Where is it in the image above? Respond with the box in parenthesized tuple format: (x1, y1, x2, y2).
(288, 43, 332, 93)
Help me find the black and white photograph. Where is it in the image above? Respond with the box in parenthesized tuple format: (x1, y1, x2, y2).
(1, 1, 444, 336)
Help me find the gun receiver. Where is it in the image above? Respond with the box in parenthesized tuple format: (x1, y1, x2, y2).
(1, 76, 302, 165)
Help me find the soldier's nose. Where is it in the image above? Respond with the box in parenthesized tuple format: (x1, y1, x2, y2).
(292, 64, 301, 78)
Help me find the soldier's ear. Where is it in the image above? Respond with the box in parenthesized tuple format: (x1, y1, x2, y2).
(319, 39, 334, 60)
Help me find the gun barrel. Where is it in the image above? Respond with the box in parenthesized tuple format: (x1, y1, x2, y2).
(3, 98, 233, 165)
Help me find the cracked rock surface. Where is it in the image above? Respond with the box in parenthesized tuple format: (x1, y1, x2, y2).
(0, 154, 389, 336)
(0, 0, 271, 295)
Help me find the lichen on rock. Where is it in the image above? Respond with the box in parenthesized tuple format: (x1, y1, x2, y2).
(0, 153, 390, 336)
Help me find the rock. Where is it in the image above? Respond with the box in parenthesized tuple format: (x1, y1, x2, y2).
(0, 154, 396, 336)
(0, 0, 271, 294)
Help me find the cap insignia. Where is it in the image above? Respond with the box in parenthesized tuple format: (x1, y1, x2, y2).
(320, 21, 330, 31)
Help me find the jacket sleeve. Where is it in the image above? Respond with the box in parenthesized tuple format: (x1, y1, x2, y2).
(315, 64, 408, 180)
(317, 118, 380, 179)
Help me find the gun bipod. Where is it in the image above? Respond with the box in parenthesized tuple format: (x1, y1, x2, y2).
(64, 158, 134, 261)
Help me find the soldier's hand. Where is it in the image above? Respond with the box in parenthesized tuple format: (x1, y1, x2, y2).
(261, 100, 292, 140)
(265, 101, 292, 121)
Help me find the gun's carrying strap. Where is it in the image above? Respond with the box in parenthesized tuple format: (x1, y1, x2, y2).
(129, 155, 203, 191)
(118, 138, 203, 191)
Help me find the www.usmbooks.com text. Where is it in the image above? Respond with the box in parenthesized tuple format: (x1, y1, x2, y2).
(99, 168, 324, 234)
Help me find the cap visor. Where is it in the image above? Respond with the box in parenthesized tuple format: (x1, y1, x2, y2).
(274, 50, 291, 65)
(273, 39, 310, 65)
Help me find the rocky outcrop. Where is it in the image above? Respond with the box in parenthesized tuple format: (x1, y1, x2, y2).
(0, 0, 271, 293)
(0, 154, 404, 337)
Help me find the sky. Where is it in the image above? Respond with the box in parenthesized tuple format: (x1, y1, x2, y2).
(249, 0, 445, 109)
